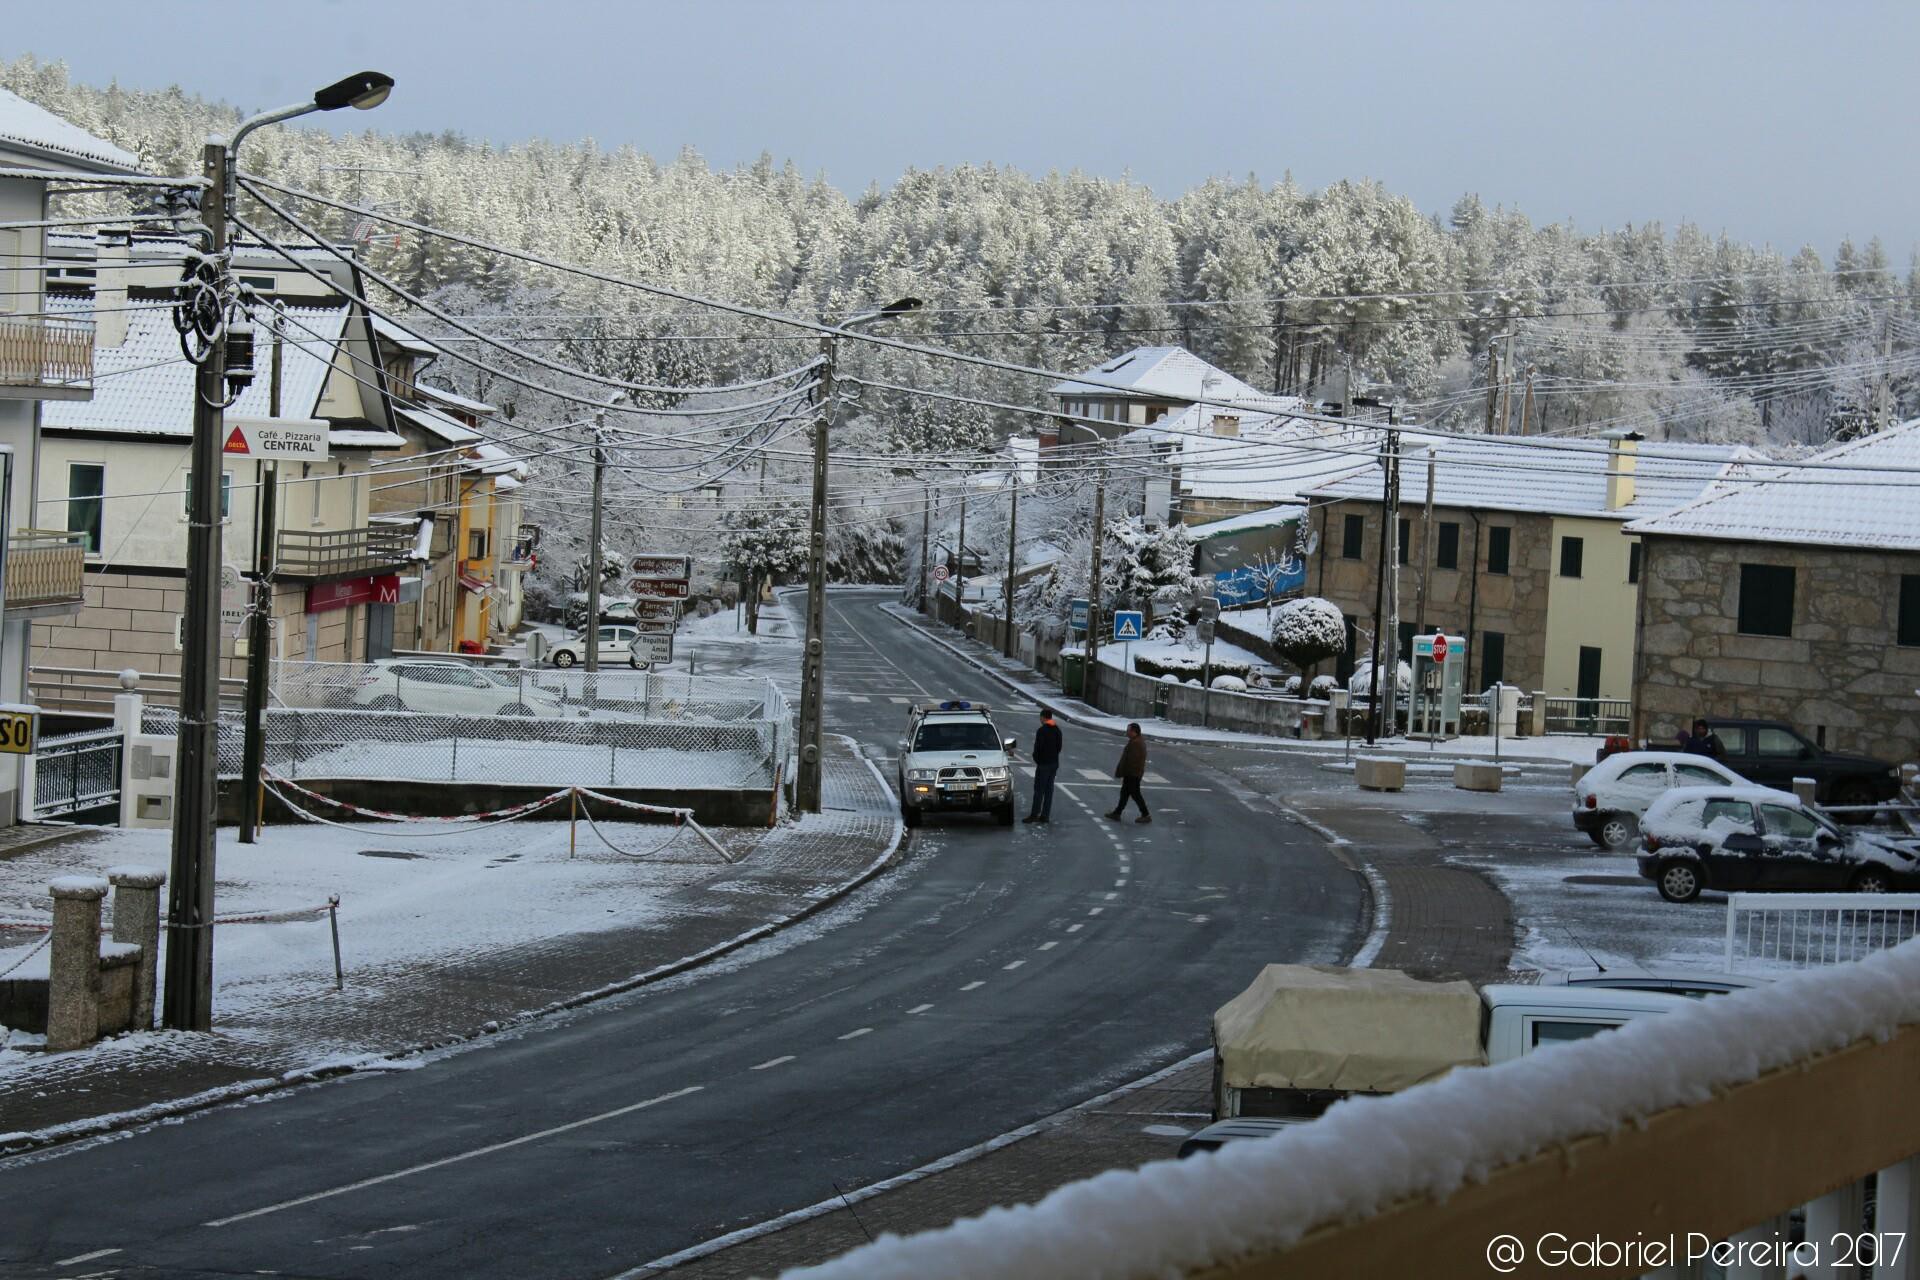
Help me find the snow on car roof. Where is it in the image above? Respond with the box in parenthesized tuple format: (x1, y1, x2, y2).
(1645, 784, 1801, 813)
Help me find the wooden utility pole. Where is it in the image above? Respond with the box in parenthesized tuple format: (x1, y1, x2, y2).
(919, 484, 931, 612)
(794, 335, 837, 813)
(1002, 475, 1019, 658)
(1086, 446, 1105, 691)
(1365, 427, 1395, 744)
(1520, 364, 1537, 436)
(239, 310, 283, 845)
(1484, 340, 1500, 434)
(1272, 301, 1287, 393)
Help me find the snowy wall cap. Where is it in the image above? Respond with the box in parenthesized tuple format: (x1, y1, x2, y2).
(106, 865, 166, 889)
(48, 875, 109, 900)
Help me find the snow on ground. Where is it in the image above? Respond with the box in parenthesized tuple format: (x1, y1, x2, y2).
(1067, 634, 1269, 677)
(677, 596, 797, 642)
(0, 815, 720, 1059)
(285, 738, 770, 789)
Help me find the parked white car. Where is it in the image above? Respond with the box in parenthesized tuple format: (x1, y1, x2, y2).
(1572, 750, 1750, 850)
(351, 659, 566, 717)
(547, 625, 647, 669)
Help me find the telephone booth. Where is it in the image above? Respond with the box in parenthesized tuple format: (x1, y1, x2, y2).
(1410, 632, 1466, 738)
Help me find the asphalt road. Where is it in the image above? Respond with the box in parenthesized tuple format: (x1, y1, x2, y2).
(0, 590, 1362, 1279)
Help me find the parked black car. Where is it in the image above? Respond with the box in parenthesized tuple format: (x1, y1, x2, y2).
(1699, 718, 1900, 811)
(1635, 787, 1920, 903)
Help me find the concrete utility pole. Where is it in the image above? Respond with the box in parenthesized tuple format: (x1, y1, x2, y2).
(1382, 408, 1402, 734)
(164, 139, 229, 1031)
(1877, 310, 1893, 431)
(1414, 438, 1435, 636)
(1272, 301, 1287, 393)
(795, 297, 920, 815)
(1086, 442, 1106, 691)
(1501, 333, 1518, 434)
(1365, 424, 1402, 744)
(919, 484, 931, 612)
(956, 470, 968, 612)
(585, 409, 608, 673)
(1521, 364, 1537, 436)
(239, 309, 283, 845)
(1002, 473, 1019, 658)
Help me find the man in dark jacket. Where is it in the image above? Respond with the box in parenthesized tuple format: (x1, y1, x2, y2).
(1684, 718, 1726, 761)
(1024, 708, 1063, 824)
(1107, 722, 1151, 823)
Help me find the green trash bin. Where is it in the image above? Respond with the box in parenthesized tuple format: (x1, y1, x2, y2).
(1060, 651, 1086, 698)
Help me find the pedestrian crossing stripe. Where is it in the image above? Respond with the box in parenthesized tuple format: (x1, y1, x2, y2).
(847, 694, 870, 703)
(1075, 768, 1170, 783)
(889, 696, 912, 704)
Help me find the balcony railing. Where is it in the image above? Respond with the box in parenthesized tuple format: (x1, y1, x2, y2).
(0, 316, 93, 391)
(277, 525, 416, 581)
(5, 529, 87, 613)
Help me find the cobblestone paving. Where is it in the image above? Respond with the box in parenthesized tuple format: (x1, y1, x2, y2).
(0, 737, 897, 1146)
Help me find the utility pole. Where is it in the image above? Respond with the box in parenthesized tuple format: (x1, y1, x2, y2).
(794, 335, 836, 814)
(919, 484, 931, 613)
(1086, 451, 1105, 692)
(1876, 310, 1893, 432)
(1365, 423, 1401, 744)
(1520, 364, 1537, 436)
(1002, 473, 1019, 658)
(584, 410, 607, 672)
(1382, 409, 1402, 737)
(956, 471, 969, 609)
(1500, 333, 1518, 433)
(164, 140, 229, 1032)
(1272, 301, 1287, 393)
(239, 309, 283, 845)
(1414, 436, 1435, 637)
(1484, 339, 1500, 434)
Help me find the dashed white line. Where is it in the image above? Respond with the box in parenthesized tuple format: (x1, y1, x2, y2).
(1105, 892, 1119, 900)
(906, 1003, 934, 1015)
(960, 980, 985, 991)
(838, 1027, 873, 1040)
(752, 1056, 796, 1070)
(203, 1086, 705, 1227)
(1088, 907, 1104, 915)
(888, 695, 912, 704)
(1037, 941, 1058, 951)
(55, 1249, 122, 1267)
(1115, 879, 1128, 887)
(846, 694, 871, 703)
(1003, 959, 1027, 970)
(1066, 923, 1084, 933)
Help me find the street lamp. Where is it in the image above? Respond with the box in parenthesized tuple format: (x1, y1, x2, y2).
(794, 296, 922, 814)
(164, 72, 393, 1033)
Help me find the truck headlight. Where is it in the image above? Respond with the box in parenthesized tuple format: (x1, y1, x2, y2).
(981, 766, 1010, 781)
(908, 768, 937, 781)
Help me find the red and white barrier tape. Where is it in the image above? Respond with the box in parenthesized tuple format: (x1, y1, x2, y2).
(0, 920, 52, 932)
(573, 787, 733, 862)
(265, 774, 574, 833)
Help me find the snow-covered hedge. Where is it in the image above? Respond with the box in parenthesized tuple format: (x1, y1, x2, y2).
(1134, 653, 1252, 682)
(1210, 674, 1248, 693)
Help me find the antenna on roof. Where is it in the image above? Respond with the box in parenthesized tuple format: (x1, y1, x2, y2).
(1561, 925, 1609, 974)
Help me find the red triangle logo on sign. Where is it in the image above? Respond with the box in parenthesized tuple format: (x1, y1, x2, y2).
(222, 426, 250, 455)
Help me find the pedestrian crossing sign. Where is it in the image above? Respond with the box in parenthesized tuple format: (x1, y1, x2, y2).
(1113, 610, 1144, 641)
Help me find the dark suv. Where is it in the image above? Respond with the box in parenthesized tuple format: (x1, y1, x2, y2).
(1699, 719, 1899, 810)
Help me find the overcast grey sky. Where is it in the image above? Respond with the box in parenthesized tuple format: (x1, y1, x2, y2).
(10, 0, 1915, 259)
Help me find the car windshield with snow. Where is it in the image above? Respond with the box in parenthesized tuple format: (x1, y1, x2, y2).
(1635, 786, 1920, 902)
(1572, 751, 1749, 850)
(896, 702, 1015, 828)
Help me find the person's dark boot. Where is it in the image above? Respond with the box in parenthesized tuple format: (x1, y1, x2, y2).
(1106, 811, 1122, 821)
(1135, 814, 1152, 824)
(1022, 814, 1040, 823)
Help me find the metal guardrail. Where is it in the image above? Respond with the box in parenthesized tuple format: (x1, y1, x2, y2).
(1725, 891, 1920, 970)
(0, 315, 92, 387)
(277, 525, 415, 580)
(1541, 695, 1630, 736)
(4, 529, 86, 611)
(31, 727, 120, 818)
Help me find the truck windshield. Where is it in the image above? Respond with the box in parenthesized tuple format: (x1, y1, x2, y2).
(915, 722, 1000, 752)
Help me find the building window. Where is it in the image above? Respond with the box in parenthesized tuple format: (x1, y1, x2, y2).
(1436, 521, 1460, 571)
(1397, 621, 1415, 662)
(1899, 575, 1920, 646)
(1487, 526, 1511, 576)
(1397, 518, 1411, 566)
(1482, 631, 1506, 687)
(1341, 513, 1365, 560)
(1628, 542, 1642, 585)
(182, 470, 234, 519)
(1737, 563, 1796, 637)
(1559, 535, 1584, 579)
(67, 462, 104, 553)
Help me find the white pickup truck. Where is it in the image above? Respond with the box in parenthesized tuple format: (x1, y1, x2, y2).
(895, 700, 1018, 828)
(1205, 964, 1691, 1127)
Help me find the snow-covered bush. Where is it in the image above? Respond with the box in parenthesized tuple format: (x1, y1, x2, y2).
(1308, 674, 1339, 699)
(1270, 597, 1347, 670)
(1348, 660, 1412, 697)
(1134, 653, 1252, 681)
(1210, 674, 1248, 693)
(1283, 675, 1303, 695)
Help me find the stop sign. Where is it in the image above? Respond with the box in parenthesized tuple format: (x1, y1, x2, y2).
(1432, 633, 1449, 662)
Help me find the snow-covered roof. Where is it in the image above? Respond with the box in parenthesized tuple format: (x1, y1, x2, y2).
(1050, 346, 1269, 404)
(1625, 420, 1920, 551)
(371, 315, 439, 357)
(43, 298, 347, 437)
(1187, 503, 1307, 539)
(0, 88, 139, 174)
(417, 383, 497, 416)
(1308, 434, 1759, 522)
(470, 442, 527, 478)
(329, 427, 407, 449)
(394, 405, 481, 446)
(1166, 408, 1382, 503)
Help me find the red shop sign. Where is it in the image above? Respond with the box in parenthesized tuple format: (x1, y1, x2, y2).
(306, 574, 400, 614)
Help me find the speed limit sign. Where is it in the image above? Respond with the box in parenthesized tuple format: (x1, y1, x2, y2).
(932, 564, 950, 582)
(0, 705, 37, 755)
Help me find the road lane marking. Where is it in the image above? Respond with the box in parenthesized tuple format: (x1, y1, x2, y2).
(1076, 768, 1107, 781)
(56, 1249, 121, 1266)
(1115, 879, 1128, 887)
(889, 695, 912, 704)
(1067, 923, 1084, 932)
(960, 980, 985, 990)
(907, 1003, 934, 1014)
(1144, 772, 1170, 783)
(1037, 941, 1058, 951)
(846, 694, 870, 703)
(202, 1086, 705, 1227)
(751, 1056, 796, 1070)
(1105, 892, 1118, 900)
(1088, 907, 1104, 915)
(838, 1027, 873, 1040)
(1003, 959, 1026, 970)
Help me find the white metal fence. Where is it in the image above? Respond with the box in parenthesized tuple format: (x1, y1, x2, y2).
(141, 661, 791, 793)
(1724, 891, 1920, 970)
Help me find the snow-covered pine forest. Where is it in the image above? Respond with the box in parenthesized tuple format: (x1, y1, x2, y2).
(11, 54, 1916, 608)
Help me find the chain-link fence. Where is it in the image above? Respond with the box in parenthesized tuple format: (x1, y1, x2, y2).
(141, 661, 791, 793)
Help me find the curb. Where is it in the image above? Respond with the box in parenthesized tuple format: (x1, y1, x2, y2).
(0, 738, 907, 1158)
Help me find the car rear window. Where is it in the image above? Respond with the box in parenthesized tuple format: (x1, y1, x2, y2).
(1674, 764, 1726, 785)
(1617, 763, 1666, 783)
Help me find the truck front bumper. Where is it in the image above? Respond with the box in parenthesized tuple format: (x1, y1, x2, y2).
(903, 779, 1013, 812)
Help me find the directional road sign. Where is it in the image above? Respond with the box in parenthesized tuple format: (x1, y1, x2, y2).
(628, 578, 689, 599)
(1113, 610, 1144, 642)
(629, 554, 691, 580)
(629, 598, 681, 622)
(630, 632, 673, 668)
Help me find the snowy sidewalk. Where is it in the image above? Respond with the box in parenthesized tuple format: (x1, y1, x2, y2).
(0, 735, 898, 1150)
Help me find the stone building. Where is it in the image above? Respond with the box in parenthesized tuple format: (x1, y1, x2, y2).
(1625, 421, 1920, 762)
(1305, 433, 1753, 698)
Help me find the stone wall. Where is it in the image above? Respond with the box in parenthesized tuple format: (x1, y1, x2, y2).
(1311, 500, 1555, 693)
(1635, 535, 1920, 761)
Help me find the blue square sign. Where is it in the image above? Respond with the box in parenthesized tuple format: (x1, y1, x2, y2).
(1112, 610, 1144, 641)
(1069, 597, 1089, 632)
